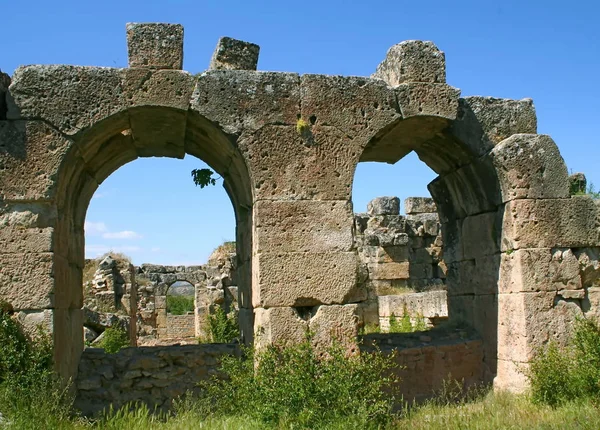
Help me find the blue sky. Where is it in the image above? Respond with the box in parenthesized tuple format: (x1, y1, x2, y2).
(3, 0, 598, 265)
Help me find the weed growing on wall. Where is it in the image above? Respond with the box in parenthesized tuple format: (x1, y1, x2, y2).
(196, 339, 399, 428)
(97, 326, 130, 353)
(200, 305, 239, 343)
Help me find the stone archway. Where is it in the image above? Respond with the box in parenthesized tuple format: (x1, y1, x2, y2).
(1, 24, 598, 392)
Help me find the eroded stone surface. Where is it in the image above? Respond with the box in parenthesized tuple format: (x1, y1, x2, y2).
(373, 40, 446, 85)
(126, 23, 184, 69)
(209, 37, 260, 71)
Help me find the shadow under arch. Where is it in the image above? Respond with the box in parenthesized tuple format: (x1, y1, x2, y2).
(52, 105, 254, 380)
(355, 106, 503, 384)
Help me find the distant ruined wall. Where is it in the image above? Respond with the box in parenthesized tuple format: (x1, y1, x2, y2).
(165, 314, 196, 338)
(355, 196, 447, 326)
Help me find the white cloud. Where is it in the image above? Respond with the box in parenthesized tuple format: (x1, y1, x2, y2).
(84, 221, 108, 236)
(85, 244, 142, 257)
(102, 230, 143, 240)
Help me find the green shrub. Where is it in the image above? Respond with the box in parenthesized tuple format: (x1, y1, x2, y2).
(197, 339, 399, 428)
(528, 318, 600, 406)
(413, 313, 427, 332)
(167, 295, 195, 315)
(0, 302, 76, 427)
(98, 326, 130, 354)
(201, 305, 239, 344)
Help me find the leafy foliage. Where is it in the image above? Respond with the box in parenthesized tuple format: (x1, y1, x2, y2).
(201, 305, 239, 344)
(191, 168, 217, 188)
(529, 318, 600, 406)
(97, 326, 130, 354)
(167, 295, 195, 315)
(0, 301, 75, 427)
(196, 339, 400, 428)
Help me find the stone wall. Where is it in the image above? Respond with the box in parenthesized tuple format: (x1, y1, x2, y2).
(165, 314, 196, 338)
(355, 196, 446, 326)
(361, 328, 484, 402)
(379, 290, 448, 330)
(75, 344, 239, 416)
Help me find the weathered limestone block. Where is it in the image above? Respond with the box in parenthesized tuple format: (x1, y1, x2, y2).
(373, 40, 446, 85)
(378, 291, 448, 318)
(0, 121, 75, 200)
(405, 197, 436, 215)
(254, 200, 354, 253)
(8, 65, 127, 135)
(463, 96, 537, 144)
(254, 307, 308, 348)
(239, 125, 358, 200)
(499, 248, 582, 293)
(0, 252, 54, 309)
(209, 37, 260, 71)
(53, 307, 84, 379)
(15, 309, 53, 336)
(0, 203, 56, 253)
(253, 252, 362, 307)
(498, 291, 582, 363)
(126, 23, 183, 69)
(361, 245, 410, 264)
(490, 134, 569, 201)
(309, 304, 359, 351)
(462, 211, 501, 259)
(446, 255, 501, 296)
(502, 197, 600, 250)
(367, 196, 399, 216)
(191, 71, 299, 135)
(300, 75, 400, 142)
(575, 248, 600, 288)
(406, 213, 439, 237)
(368, 261, 410, 280)
(395, 83, 460, 119)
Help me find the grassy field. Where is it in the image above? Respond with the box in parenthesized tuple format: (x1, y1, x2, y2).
(3, 390, 599, 429)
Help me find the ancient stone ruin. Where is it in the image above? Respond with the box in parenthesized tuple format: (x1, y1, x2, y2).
(1, 22, 600, 412)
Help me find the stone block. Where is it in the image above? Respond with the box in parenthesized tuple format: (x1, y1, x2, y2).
(446, 254, 501, 296)
(191, 70, 299, 135)
(373, 40, 446, 85)
(253, 252, 361, 307)
(502, 197, 600, 250)
(254, 200, 353, 253)
(123, 69, 195, 110)
(463, 96, 537, 144)
(367, 196, 400, 215)
(309, 304, 359, 351)
(126, 23, 184, 69)
(15, 309, 53, 336)
(8, 65, 126, 135)
(378, 291, 448, 319)
(0, 252, 55, 309)
(239, 125, 358, 200)
(300, 74, 400, 143)
(490, 134, 569, 201)
(368, 261, 410, 280)
(254, 307, 308, 349)
(462, 211, 501, 259)
(499, 248, 581, 293)
(209, 37, 260, 71)
(396, 82, 460, 119)
(0, 121, 75, 200)
(405, 197, 437, 214)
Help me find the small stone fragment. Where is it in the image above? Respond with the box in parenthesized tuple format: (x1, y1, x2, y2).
(209, 37, 260, 71)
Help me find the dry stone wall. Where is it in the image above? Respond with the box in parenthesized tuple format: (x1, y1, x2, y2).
(75, 344, 239, 416)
